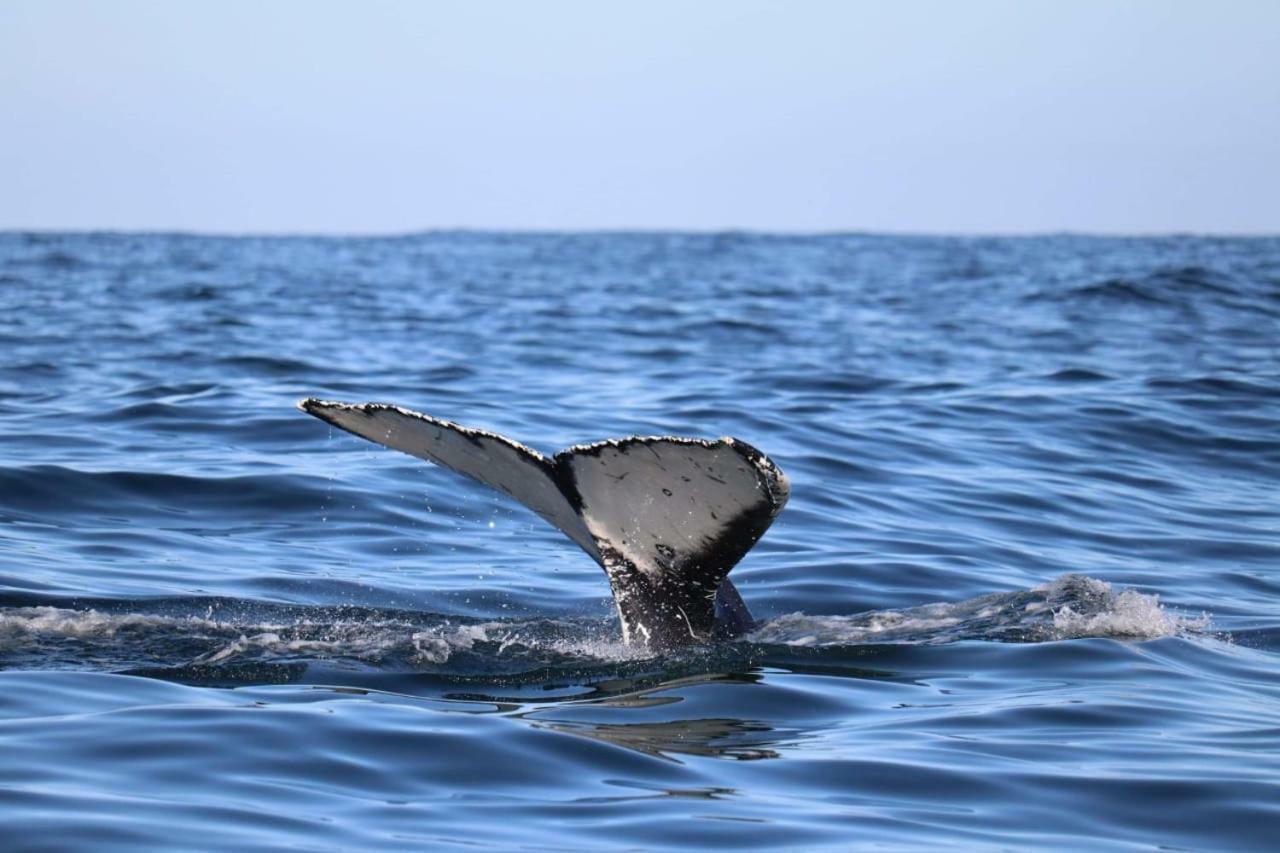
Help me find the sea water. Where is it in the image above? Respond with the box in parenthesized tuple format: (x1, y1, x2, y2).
(0, 232, 1277, 849)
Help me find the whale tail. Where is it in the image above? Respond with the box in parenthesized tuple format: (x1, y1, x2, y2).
(298, 399, 789, 650)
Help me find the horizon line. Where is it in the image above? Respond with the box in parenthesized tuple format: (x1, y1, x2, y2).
(4, 225, 1278, 240)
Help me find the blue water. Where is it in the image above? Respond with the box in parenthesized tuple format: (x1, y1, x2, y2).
(1, 231, 1278, 850)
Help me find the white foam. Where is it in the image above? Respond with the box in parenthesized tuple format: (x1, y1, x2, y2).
(747, 608, 966, 646)
(748, 575, 1202, 647)
(1043, 577, 1204, 639)
(0, 604, 645, 667)
(0, 575, 1205, 666)
(409, 622, 497, 664)
(410, 619, 641, 664)
(0, 606, 218, 643)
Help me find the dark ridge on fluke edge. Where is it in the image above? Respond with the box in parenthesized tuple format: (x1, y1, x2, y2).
(298, 398, 790, 652)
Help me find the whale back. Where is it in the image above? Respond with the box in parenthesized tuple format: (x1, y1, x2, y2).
(299, 399, 789, 650)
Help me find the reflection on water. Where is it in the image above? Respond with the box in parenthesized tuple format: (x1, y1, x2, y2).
(520, 671, 786, 762)
(533, 717, 783, 762)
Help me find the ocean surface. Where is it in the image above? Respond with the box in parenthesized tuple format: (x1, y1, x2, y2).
(1, 231, 1277, 850)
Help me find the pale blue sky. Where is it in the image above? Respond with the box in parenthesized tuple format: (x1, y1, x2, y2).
(2, 1, 1277, 233)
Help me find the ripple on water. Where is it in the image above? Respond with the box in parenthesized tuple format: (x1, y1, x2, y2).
(0, 232, 1277, 850)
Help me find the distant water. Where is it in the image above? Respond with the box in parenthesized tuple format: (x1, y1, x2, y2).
(1, 231, 1278, 850)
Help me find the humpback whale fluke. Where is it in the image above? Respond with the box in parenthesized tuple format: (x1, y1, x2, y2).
(298, 399, 789, 652)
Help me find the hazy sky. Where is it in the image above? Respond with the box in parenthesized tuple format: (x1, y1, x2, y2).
(2, 1, 1277, 233)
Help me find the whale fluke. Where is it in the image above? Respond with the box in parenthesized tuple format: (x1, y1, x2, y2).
(298, 399, 789, 651)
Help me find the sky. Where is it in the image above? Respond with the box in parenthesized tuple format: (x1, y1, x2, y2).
(2, 1, 1277, 234)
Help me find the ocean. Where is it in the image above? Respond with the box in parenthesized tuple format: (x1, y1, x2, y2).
(1, 231, 1277, 849)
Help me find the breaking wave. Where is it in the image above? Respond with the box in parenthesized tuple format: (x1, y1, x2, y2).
(747, 575, 1204, 646)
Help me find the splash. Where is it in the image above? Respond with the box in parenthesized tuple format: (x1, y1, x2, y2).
(746, 575, 1203, 647)
(0, 575, 1206, 674)
(0, 604, 640, 672)
(1045, 576, 1206, 639)
(0, 606, 220, 642)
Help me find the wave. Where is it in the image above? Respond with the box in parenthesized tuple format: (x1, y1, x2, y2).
(0, 576, 1204, 682)
(1033, 264, 1279, 318)
(748, 575, 1202, 646)
(0, 465, 340, 517)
